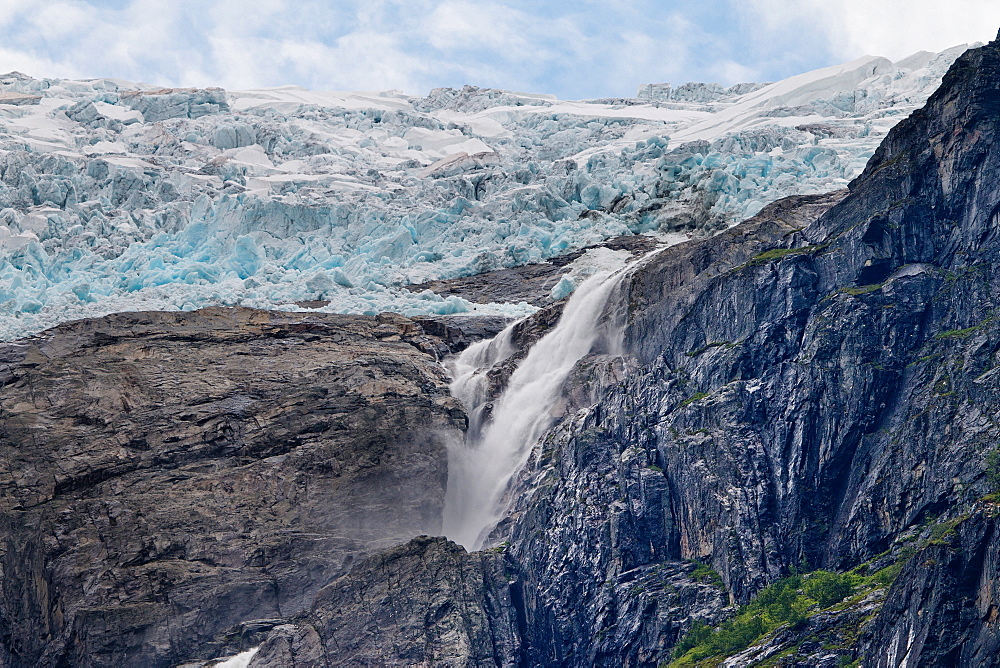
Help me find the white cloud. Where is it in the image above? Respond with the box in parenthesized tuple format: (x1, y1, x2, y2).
(744, 0, 1000, 61)
(0, 0, 994, 99)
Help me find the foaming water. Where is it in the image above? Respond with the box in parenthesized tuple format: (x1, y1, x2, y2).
(441, 270, 627, 549)
(211, 647, 259, 667)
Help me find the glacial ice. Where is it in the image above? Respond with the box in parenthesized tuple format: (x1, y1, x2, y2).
(0, 44, 972, 340)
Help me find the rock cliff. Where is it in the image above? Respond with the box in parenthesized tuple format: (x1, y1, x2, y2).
(487, 35, 1000, 665)
(0, 308, 464, 666)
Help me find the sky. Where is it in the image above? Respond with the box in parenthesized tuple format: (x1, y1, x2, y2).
(0, 0, 998, 99)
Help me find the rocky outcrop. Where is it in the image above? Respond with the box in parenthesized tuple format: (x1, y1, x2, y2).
(277, 536, 518, 667)
(408, 234, 666, 307)
(862, 510, 1000, 666)
(412, 314, 511, 354)
(0, 307, 465, 666)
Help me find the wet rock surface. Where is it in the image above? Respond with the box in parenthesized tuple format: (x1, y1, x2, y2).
(412, 314, 512, 354)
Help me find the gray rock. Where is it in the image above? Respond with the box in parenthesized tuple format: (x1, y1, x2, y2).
(0, 307, 463, 666)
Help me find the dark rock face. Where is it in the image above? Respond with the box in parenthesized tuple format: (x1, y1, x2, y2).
(0, 308, 465, 667)
(863, 512, 1000, 666)
(413, 314, 511, 354)
(481, 37, 1000, 664)
(290, 536, 518, 667)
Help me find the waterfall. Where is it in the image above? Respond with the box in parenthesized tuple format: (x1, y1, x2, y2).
(211, 647, 259, 667)
(441, 269, 627, 549)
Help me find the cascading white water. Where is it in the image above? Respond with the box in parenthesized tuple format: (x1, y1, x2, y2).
(441, 270, 627, 549)
(211, 647, 259, 668)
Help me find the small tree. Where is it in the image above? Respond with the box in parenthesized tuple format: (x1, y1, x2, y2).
(803, 570, 853, 608)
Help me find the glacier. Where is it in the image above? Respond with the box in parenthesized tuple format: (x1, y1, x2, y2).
(0, 45, 972, 340)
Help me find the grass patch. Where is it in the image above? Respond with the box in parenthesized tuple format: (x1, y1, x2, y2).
(935, 326, 983, 340)
(680, 392, 709, 408)
(670, 574, 813, 666)
(740, 245, 825, 269)
(926, 515, 969, 546)
(986, 447, 1000, 493)
(839, 283, 883, 296)
(669, 558, 910, 667)
(690, 562, 725, 590)
(934, 314, 995, 340)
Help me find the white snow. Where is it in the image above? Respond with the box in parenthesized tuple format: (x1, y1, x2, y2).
(0, 44, 973, 340)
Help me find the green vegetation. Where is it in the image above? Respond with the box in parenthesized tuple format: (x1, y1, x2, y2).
(670, 621, 714, 661)
(934, 326, 983, 339)
(802, 570, 854, 608)
(927, 515, 969, 545)
(690, 562, 725, 590)
(669, 513, 980, 666)
(933, 313, 995, 340)
(670, 575, 812, 666)
(986, 447, 1000, 492)
(667, 512, 979, 666)
(741, 245, 825, 269)
(838, 283, 883, 296)
(680, 392, 709, 408)
(668, 567, 888, 667)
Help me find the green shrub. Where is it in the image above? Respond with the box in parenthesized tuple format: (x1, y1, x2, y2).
(802, 570, 854, 608)
(987, 447, 1000, 492)
(670, 575, 810, 666)
(679, 392, 709, 408)
(672, 621, 712, 657)
(690, 563, 725, 589)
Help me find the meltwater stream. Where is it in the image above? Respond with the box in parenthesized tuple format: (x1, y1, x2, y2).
(441, 269, 628, 549)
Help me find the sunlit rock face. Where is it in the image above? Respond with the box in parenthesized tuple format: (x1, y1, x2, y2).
(0, 308, 464, 666)
(0, 45, 969, 339)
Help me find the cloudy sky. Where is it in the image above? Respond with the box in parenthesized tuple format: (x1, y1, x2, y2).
(1, 0, 998, 99)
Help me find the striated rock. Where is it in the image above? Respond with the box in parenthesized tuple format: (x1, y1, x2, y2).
(0, 307, 467, 666)
(412, 314, 511, 354)
(408, 234, 666, 307)
(862, 510, 1000, 665)
(301, 536, 519, 667)
(247, 623, 326, 667)
(482, 35, 1000, 664)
